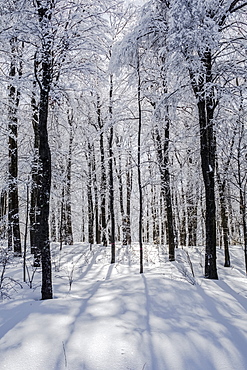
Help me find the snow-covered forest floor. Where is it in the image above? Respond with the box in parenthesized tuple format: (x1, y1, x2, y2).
(0, 243, 247, 370)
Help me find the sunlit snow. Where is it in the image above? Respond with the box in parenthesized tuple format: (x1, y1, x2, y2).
(0, 244, 247, 370)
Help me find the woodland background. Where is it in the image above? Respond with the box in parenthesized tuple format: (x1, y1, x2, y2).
(0, 0, 246, 299)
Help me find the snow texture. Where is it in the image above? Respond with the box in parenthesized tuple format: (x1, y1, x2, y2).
(0, 243, 247, 370)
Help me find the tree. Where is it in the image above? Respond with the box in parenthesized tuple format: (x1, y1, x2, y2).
(97, 94, 108, 246)
(108, 74, 116, 263)
(30, 73, 41, 266)
(139, 0, 176, 260)
(7, 36, 22, 256)
(234, 79, 247, 272)
(136, 50, 144, 273)
(34, 0, 54, 300)
(168, 0, 247, 278)
(63, 109, 74, 246)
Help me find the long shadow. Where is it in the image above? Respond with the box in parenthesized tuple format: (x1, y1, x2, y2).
(141, 274, 157, 370)
(214, 280, 247, 311)
(54, 261, 118, 369)
(197, 284, 247, 356)
(105, 263, 114, 280)
(53, 282, 105, 369)
(76, 248, 101, 280)
(0, 300, 42, 339)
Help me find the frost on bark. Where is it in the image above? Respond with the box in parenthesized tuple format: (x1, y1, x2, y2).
(125, 151, 132, 246)
(64, 110, 73, 245)
(215, 130, 235, 268)
(30, 78, 41, 266)
(108, 75, 116, 264)
(86, 142, 94, 248)
(35, 0, 54, 299)
(8, 36, 22, 256)
(115, 136, 132, 246)
(97, 95, 107, 246)
(183, 0, 246, 278)
(137, 56, 143, 273)
(153, 118, 175, 261)
(92, 143, 100, 245)
(0, 190, 7, 240)
(235, 86, 247, 273)
(190, 50, 218, 279)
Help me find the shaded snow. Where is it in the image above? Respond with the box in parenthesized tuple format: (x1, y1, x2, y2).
(0, 244, 247, 370)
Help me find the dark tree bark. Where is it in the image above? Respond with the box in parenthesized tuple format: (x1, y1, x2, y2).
(30, 78, 41, 266)
(50, 202, 57, 242)
(186, 0, 247, 278)
(189, 50, 218, 279)
(92, 144, 100, 245)
(59, 185, 65, 250)
(114, 136, 132, 246)
(0, 190, 7, 239)
(235, 93, 247, 273)
(81, 188, 86, 242)
(137, 56, 143, 273)
(108, 74, 116, 264)
(217, 175, 230, 267)
(215, 131, 235, 268)
(145, 198, 150, 243)
(64, 110, 73, 245)
(175, 181, 186, 247)
(153, 116, 176, 261)
(114, 137, 125, 245)
(97, 95, 107, 246)
(151, 184, 159, 244)
(187, 201, 198, 247)
(8, 36, 22, 256)
(187, 179, 198, 247)
(23, 183, 29, 283)
(160, 193, 165, 245)
(35, 0, 54, 299)
(147, 152, 160, 245)
(125, 151, 132, 245)
(86, 142, 94, 247)
(114, 135, 124, 219)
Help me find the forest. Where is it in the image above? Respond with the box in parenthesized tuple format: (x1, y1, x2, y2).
(0, 1, 247, 369)
(0, 0, 246, 298)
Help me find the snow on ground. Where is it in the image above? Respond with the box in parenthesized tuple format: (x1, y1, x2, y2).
(0, 243, 247, 370)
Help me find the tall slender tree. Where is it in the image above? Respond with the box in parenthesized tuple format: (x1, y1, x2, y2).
(109, 74, 116, 264)
(8, 36, 22, 256)
(34, 0, 54, 300)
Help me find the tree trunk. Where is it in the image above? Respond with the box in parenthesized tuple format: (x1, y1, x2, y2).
(114, 136, 126, 246)
(97, 95, 107, 246)
(216, 158, 231, 267)
(190, 50, 218, 279)
(8, 36, 22, 256)
(81, 188, 86, 242)
(108, 74, 116, 264)
(30, 80, 41, 266)
(59, 185, 65, 250)
(35, 0, 54, 299)
(87, 142, 94, 247)
(137, 57, 143, 273)
(151, 185, 159, 245)
(50, 203, 57, 242)
(153, 118, 175, 261)
(92, 143, 100, 244)
(236, 112, 247, 273)
(0, 190, 7, 239)
(187, 181, 198, 247)
(179, 185, 187, 247)
(64, 110, 73, 245)
(125, 151, 132, 245)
